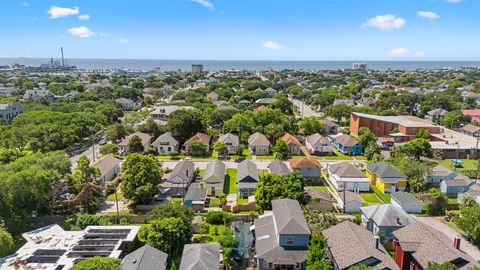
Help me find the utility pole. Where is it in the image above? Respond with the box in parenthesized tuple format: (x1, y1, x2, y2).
(91, 129, 96, 162)
(454, 143, 459, 172)
(115, 184, 120, 223)
(475, 137, 479, 183)
(342, 182, 346, 214)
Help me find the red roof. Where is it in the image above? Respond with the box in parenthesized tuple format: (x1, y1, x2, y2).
(463, 109, 480, 117)
(184, 132, 211, 146)
(289, 158, 322, 169)
(281, 133, 302, 146)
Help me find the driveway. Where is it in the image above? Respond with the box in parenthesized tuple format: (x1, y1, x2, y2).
(417, 216, 480, 261)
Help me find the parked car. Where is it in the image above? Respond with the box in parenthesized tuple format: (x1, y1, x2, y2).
(235, 157, 246, 163)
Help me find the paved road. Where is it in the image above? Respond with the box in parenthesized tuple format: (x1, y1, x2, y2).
(417, 217, 480, 261)
(70, 141, 101, 171)
(289, 97, 321, 117)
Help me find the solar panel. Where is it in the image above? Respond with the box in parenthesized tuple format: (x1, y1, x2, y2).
(27, 255, 61, 263)
(33, 249, 66, 256)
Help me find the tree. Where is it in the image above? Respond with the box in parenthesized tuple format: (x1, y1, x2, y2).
(106, 124, 128, 143)
(325, 104, 352, 122)
(455, 204, 480, 243)
(365, 143, 381, 161)
(186, 141, 208, 156)
(426, 262, 456, 270)
(127, 135, 144, 153)
(358, 127, 377, 148)
(100, 144, 119, 155)
(350, 265, 374, 270)
(305, 234, 332, 270)
(298, 116, 326, 136)
(417, 128, 430, 140)
(218, 228, 237, 267)
(303, 208, 339, 235)
(0, 227, 14, 257)
(214, 141, 228, 158)
(168, 109, 204, 143)
(255, 172, 305, 210)
(72, 155, 101, 213)
(121, 154, 161, 204)
(71, 256, 120, 270)
(396, 138, 433, 160)
(424, 189, 448, 216)
(442, 110, 469, 129)
(273, 140, 289, 160)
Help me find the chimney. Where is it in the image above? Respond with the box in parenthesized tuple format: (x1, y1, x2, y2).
(396, 217, 401, 225)
(453, 236, 461, 250)
(373, 235, 381, 250)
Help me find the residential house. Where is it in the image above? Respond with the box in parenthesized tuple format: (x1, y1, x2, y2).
(93, 155, 122, 183)
(461, 124, 480, 137)
(151, 132, 180, 155)
(306, 188, 334, 212)
(184, 182, 207, 211)
(323, 119, 339, 134)
(179, 243, 221, 270)
(184, 132, 211, 155)
(331, 134, 363, 156)
(203, 160, 226, 197)
(149, 105, 194, 121)
(425, 165, 458, 186)
(327, 162, 370, 192)
(237, 159, 259, 198)
(158, 159, 195, 197)
(121, 245, 168, 270)
(333, 99, 355, 106)
(0, 102, 24, 124)
(0, 86, 16, 96)
(267, 160, 291, 176)
(335, 191, 363, 213)
(218, 133, 239, 155)
(115, 98, 141, 111)
(255, 98, 277, 106)
(463, 91, 480, 104)
(265, 87, 277, 96)
(390, 192, 423, 214)
(426, 108, 448, 124)
(305, 133, 333, 155)
(288, 158, 322, 178)
(206, 91, 219, 102)
(360, 204, 417, 242)
(119, 132, 152, 154)
(440, 178, 475, 197)
(458, 184, 480, 204)
(22, 89, 55, 102)
(280, 133, 303, 156)
(393, 223, 479, 270)
(323, 221, 400, 270)
(254, 199, 311, 270)
(463, 109, 480, 123)
(366, 162, 407, 193)
(248, 132, 270, 156)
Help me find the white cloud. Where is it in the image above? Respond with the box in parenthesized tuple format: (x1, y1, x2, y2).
(389, 48, 410, 57)
(362, 14, 406, 30)
(99, 32, 112, 37)
(418, 11, 439, 20)
(414, 51, 426, 58)
(191, 0, 214, 10)
(68, 26, 94, 38)
(78, 14, 90, 21)
(48, 6, 80, 19)
(119, 38, 129, 44)
(21, 2, 30, 7)
(263, 41, 285, 50)
(445, 0, 462, 3)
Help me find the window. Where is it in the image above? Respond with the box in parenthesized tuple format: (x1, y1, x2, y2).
(168, 147, 171, 151)
(286, 236, 294, 245)
(267, 262, 273, 269)
(295, 263, 301, 269)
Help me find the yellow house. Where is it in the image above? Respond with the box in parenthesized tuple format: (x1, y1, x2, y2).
(366, 162, 407, 193)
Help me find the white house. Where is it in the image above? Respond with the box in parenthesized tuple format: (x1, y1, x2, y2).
(248, 132, 270, 156)
(151, 132, 179, 154)
(335, 191, 363, 213)
(391, 192, 423, 214)
(218, 133, 239, 155)
(93, 155, 122, 183)
(326, 162, 370, 192)
(305, 133, 332, 155)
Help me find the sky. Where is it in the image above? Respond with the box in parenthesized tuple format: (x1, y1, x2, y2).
(0, 0, 479, 60)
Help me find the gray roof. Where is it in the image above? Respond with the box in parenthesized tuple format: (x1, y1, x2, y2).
(306, 133, 330, 147)
(391, 192, 423, 208)
(237, 159, 259, 182)
(267, 161, 290, 176)
(168, 159, 195, 183)
(219, 133, 239, 146)
(429, 165, 456, 177)
(322, 221, 399, 270)
(93, 155, 122, 178)
(179, 243, 220, 270)
(360, 204, 417, 227)
(337, 191, 363, 204)
(427, 108, 448, 116)
(272, 199, 311, 235)
(328, 162, 366, 178)
(121, 245, 168, 270)
(152, 132, 179, 147)
(23, 89, 54, 99)
(203, 160, 225, 184)
(367, 162, 406, 182)
(119, 132, 152, 147)
(184, 182, 207, 201)
(248, 132, 270, 146)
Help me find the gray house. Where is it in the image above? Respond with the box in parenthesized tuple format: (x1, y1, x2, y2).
(255, 199, 311, 270)
(461, 124, 480, 138)
(267, 161, 291, 176)
(248, 132, 270, 156)
(0, 103, 24, 124)
(184, 182, 208, 211)
(179, 243, 221, 270)
(391, 192, 423, 214)
(93, 155, 122, 183)
(115, 98, 139, 111)
(23, 89, 55, 102)
(323, 119, 339, 134)
(119, 132, 152, 154)
(360, 204, 417, 242)
(237, 159, 259, 198)
(218, 133, 239, 155)
(121, 245, 168, 270)
(158, 159, 195, 197)
(203, 160, 226, 196)
(426, 108, 448, 124)
(152, 132, 179, 155)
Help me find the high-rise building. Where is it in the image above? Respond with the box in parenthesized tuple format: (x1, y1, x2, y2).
(352, 63, 367, 71)
(191, 64, 204, 74)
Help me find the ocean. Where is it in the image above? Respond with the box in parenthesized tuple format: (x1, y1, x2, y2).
(1, 58, 479, 71)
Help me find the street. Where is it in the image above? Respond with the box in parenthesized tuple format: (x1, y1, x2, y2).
(69, 141, 101, 171)
(289, 97, 321, 117)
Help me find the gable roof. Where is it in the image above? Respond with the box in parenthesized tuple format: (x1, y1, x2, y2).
(237, 159, 259, 182)
(332, 134, 359, 147)
(337, 191, 363, 204)
(360, 204, 417, 227)
(461, 124, 480, 134)
(168, 159, 195, 183)
(306, 133, 330, 147)
(427, 108, 448, 116)
(203, 160, 226, 184)
(121, 245, 168, 270)
(429, 165, 456, 177)
(272, 199, 311, 235)
(248, 132, 270, 146)
(393, 223, 478, 269)
(179, 243, 220, 270)
(93, 155, 122, 177)
(288, 158, 322, 169)
(366, 162, 406, 181)
(323, 221, 400, 270)
(391, 192, 423, 209)
(184, 132, 211, 146)
(119, 132, 152, 147)
(267, 161, 291, 176)
(185, 182, 207, 201)
(152, 132, 179, 147)
(281, 133, 302, 146)
(328, 162, 366, 178)
(218, 133, 239, 145)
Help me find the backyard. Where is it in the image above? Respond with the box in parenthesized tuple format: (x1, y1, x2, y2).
(438, 159, 478, 176)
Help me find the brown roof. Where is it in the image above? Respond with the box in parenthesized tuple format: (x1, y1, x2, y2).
(93, 155, 121, 177)
(281, 133, 302, 146)
(119, 132, 152, 147)
(444, 179, 473, 187)
(323, 221, 399, 270)
(184, 132, 211, 146)
(288, 158, 322, 169)
(461, 124, 480, 133)
(328, 162, 366, 178)
(393, 223, 478, 269)
(333, 134, 359, 147)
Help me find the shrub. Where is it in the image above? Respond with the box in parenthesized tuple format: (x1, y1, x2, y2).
(206, 211, 233, 225)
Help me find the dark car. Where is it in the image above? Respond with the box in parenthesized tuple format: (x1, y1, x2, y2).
(234, 157, 246, 163)
(99, 138, 107, 145)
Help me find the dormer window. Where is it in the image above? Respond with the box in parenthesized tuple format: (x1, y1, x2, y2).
(286, 236, 294, 245)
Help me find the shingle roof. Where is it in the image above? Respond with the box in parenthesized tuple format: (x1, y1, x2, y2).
(248, 132, 270, 146)
(443, 179, 474, 187)
(179, 243, 220, 270)
(184, 132, 211, 146)
(203, 160, 225, 184)
(332, 134, 359, 147)
(184, 182, 207, 201)
(428, 108, 448, 116)
(461, 124, 480, 134)
(367, 162, 406, 182)
(152, 132, 179, 147)
(272, 199, 311, 235)
(281, 133, 302, 146)
(328, 162, 365, 178)
(267, 161, 291, 175)
(168, 159, 195, 183)
(119, 132, 152, 147)
(93, 155, 121, 178)
(429, 165, 455, 177)
(360, 204, 417, 227)
(237, 159, 259, 182)
(288, 158, 321, 169)
(121, 245, 168, 270)
(337, 191, 363, 204)
(391, 192, 423, 209)
(306, 133, 330, 147)
(218, 133, 239, 146)
(393, 223, 478, 269)
(322, 221, 400, 270)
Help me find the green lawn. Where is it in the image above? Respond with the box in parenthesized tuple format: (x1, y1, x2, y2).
(371, 186, 392, 203)
(107, 190, 124, 201)
(448, 197, 460, 205)
(438, 159, 478, 176)
(241, 149, 252, 159)
(225, 169, 237, 194)
(254, 155, 276, 160)
(307, 185, 329, 192)
(209, 197, 221, 207)
(360, 193, 383, 205)
(237, 198, 249, 205)
(330, 147, 353, 160)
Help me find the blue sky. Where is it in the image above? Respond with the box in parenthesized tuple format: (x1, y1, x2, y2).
(0, 0, 479, 60)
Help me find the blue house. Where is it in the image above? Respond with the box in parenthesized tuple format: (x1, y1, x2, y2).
(184, 182, 207, 211)
(440, 178, 475, 198)
(331, 134, 363, 156)
(254, 199, 311, 270)
(425, 165, 458, 186)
